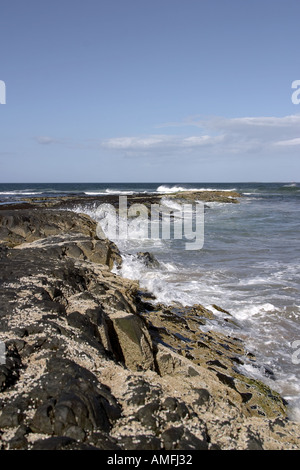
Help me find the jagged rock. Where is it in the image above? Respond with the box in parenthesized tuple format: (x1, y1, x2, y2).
(118, 435, 161, 450)
(30, 357, 121, 437)
(0, 343, 22, 392)
(167, 190, 241, 204)
(1, 208, 300, 451)
(0, 210, 96, 245)
(31, 436, 98, 450)
(8, 425, 30, 450)
(102, 311, 155, 371)
(0, 209, 121, 268)
(193, 388, 211, 407)
(136, 251, 160, 268)
(161, 426, 209, 450)
(2, 189, 241, 212)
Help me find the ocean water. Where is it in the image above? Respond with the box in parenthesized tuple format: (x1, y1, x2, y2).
(1, 182, 300, 418)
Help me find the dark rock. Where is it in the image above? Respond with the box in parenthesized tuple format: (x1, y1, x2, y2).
(31, 400, 56, 435)
(31, 436, 98, 450)
(246, 433, 264, 450)
(215, 372, 237, 391)
(162, 397, 189, 422)
(102, 310, 155, 371)
(119, 435, 161, 450)
(240, 392, 253, 403)
(31, 357, 121, 438)
(0, 405, 24, 428)
(206, 359, 228, 370)
(63, 425, 86, 441)
(126, 386, 150, 406)
(88, 431, 122, 450)
(161, 426, 208, 450)
(271, 417, 287, 429)
(162, 397, 178, 411)
(7, 425, 30, 450)
(66, 311, 104, 353)
(136, 252, 160, 268)
(125, 378, 161, 407)
(105, 290, 136, 313)
(193, 388, 211, 406)
(0, 209, 122, 268)
(187, 366, 200, 377)
(136, 401, 160, 431)
(209, 443, 222, 450)
(0, 344, 22, 392)
(0, 206, 297, 451)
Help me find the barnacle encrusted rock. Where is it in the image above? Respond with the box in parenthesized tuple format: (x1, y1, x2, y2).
(0, 208, 300, 450)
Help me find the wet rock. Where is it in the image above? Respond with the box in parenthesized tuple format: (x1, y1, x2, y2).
(167, 190, 241, 204)
(136, 251, 160, 268)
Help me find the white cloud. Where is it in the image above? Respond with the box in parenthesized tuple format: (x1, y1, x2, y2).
(103, 134, 223, 152)
(35, 114, 300, 161)
(162, 114, 300, 131)
(275, 137, 300, 146)
(103, 114, 300, 158)
(103, 135, 173, 150)
(35, 136, 60, 145)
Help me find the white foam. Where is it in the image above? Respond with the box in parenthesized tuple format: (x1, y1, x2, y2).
(84, 191, 108, 195)
(156, 185, 237, 194)
(70, 198, 300, 419)
(0, 191, 43, 195)
(233, 303, 276, 321)
(85, 189, 136, 195)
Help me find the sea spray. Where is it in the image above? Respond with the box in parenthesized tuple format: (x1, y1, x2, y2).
(94, 196, 204, 251)
(51, 182, 300, 419)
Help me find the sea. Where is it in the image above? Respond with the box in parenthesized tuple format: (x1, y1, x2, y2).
(1, 182, 299, 419)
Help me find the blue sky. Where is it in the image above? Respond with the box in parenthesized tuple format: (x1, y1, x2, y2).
(0, 0, 300, 182)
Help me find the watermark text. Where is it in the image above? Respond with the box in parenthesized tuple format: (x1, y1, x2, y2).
(96, 196, 204, 250)
(291, 340, 300, 365)
(0, 342, 5, 365)
(0, 80, 6, 104)
(291, 80, 300, 105)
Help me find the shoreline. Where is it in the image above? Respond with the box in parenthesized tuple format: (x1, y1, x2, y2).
(0, 195, 300, 450)
(0, 189, 241, 211)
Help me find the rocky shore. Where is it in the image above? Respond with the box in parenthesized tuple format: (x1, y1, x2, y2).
(0, 204, 300, 450)
(0, 189, 241, 212)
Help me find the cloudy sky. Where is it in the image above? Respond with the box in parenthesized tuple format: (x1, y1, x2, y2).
(0, 0, 300, 182)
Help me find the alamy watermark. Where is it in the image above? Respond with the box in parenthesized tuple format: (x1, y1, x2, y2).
(0, 341, 5, 365)
(291, 340, 300, 365)
(291, 80, 300, 104)
(0, 80, 6, 104)
(95, 196, 204, 250)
